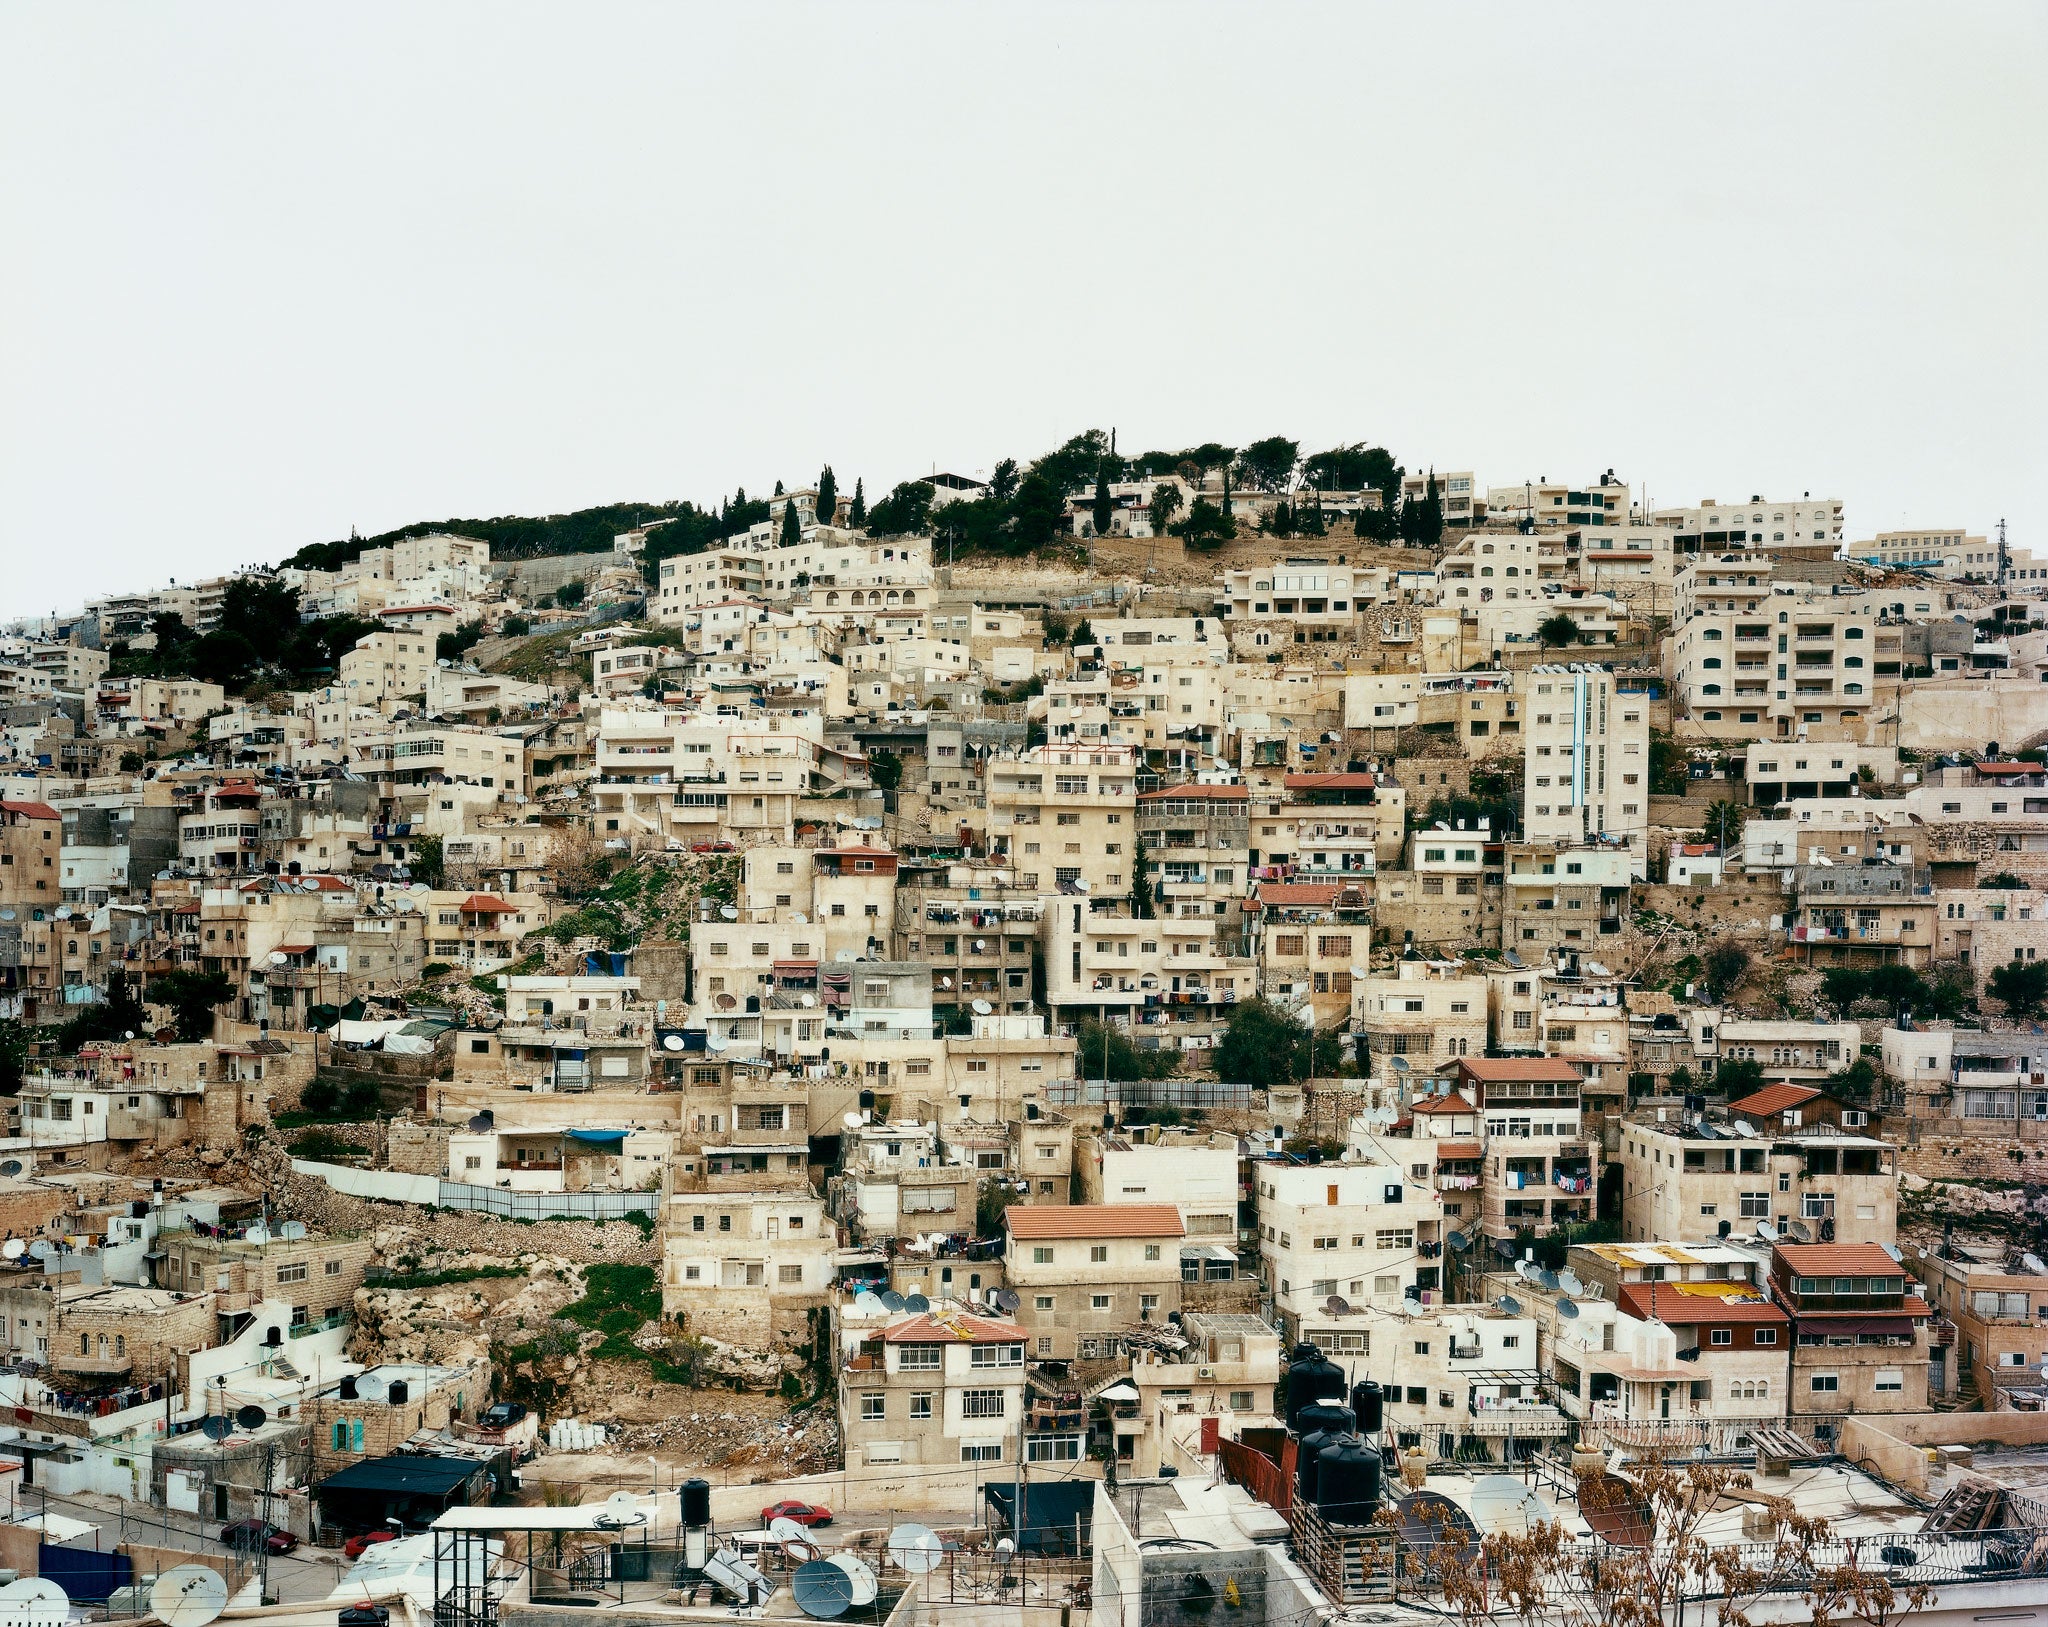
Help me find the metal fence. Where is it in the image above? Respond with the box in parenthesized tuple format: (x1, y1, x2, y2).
(433, 1181, 658, 1221)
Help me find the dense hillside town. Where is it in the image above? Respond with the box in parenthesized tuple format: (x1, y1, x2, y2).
(2, 431, 2047, 1624)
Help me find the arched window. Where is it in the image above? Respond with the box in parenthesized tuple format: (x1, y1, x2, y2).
(1844, 626, 1865, 639)
(1703, 628, 1723, 640)
(1505, 567, 1519, 577)
(1703, 657, 1722, 669)
(1702, 684, 1722, 695)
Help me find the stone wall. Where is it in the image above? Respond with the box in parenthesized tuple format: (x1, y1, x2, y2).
(387, 1119, 451, 1176)
(1892, 1114, 2048, 1182)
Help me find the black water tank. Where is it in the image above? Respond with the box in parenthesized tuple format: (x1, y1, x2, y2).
(1295, 1402, 1355, 1439)
(339, 1375, 359, 1401)
(387, 1379, 409, 1405)
(1352, 1380, 1384, 1434)
(1295, 1427, 1351, 1504)
(1285, 1348, 1347, 1430)
(680, 1478, 711, 1528)
(1316, 1438, 1384, 1526)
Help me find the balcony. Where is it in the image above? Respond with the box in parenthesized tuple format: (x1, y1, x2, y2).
(49, 1350, 134, 1378)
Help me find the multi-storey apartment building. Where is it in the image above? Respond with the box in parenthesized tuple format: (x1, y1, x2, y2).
(1617, 1112, 1898, 1246)
(1651, 495, 1844, 554)
(838, 1308, 1028, 1472)
(986, 743, 1139, 898)
(1521, 666, 1649, 868)
(1256, 1152, 1445, 1344)
(1769, 1242, 1929, 1436)
(1004, 1204, 1185, 1360)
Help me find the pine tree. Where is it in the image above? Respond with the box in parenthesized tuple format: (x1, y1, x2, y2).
(1092, 463, 1113, 538)
(849, 479, 866, 526)
(773, 479, 784, 497)
(1421, 470, 1444, 547)
(817, 465, 837, 524)
(780, 497, 801, 546)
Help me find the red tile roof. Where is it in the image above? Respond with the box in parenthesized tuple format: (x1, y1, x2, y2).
(1255, 883, 1344, 907)
(1457, 1058, 1585, 1084)
(1773, 1243, 1902, 1275)
(0, 801, 60, 821)
(881, 1312, 1026, 1344)
(1007, 1203, 1184, 1240)
(1728, 1083, 1826, 1118)
(459, 894, 516, 914)
(1618, 1284, 1788, 1325)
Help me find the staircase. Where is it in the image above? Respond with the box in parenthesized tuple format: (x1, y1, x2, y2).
(1936, 1367, 1980, 1412)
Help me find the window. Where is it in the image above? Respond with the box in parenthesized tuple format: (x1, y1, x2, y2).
(899, 1344, 942, 1370)
(961, 1443, 1002, 1462)
(1810, 1373, 1839, 1393)
(1875, 1370, 1904, 1393)
(276, 1262, 308, 1284)
(861, 1395, 886, 1420)
(1091, 1294, 1112, 1310)
(1144, 1244, 1161, 1260)
(778, 1264, 804, 1285)
(1090, 1245, 1108, 1263)
(909, 1393, 933, 1420)
(970, 1343, 1024, 1367)
(1710, 1329, 1733, 1347)
(1033, 1247, 1054, 1264)
(1027, 1435, 1082, 1462)
(961, 1389, 1005, 1418)
(1753, 1328, 1777, 1346)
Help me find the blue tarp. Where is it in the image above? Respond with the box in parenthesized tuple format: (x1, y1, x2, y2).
(566, 1129, 628, 1146)
(41, 1545, 131, 1604)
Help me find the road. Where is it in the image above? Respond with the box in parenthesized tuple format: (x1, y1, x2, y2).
(19, 1487, 351, 1604)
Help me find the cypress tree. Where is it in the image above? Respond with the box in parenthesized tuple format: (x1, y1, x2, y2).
(1092, 463, 1113, 538)
(780, 497, 801, 546)
(849, 479, 866, 526)
(817, 465, 837, 524)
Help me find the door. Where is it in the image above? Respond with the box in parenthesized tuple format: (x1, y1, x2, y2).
(215, 1483, 229, 1519)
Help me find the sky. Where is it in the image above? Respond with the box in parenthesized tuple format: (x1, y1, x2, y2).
(2, 3, 2044, 620)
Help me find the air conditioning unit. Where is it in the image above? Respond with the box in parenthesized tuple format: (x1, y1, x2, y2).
(1198, 1366, 1214, 1380)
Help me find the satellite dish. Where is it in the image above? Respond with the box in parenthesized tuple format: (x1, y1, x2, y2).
(707, 1035, 728, 1052)
(1324, 1295, 1352, 1317)
(715, 992, 736, 1010)
(1073, 878, 1090, 893)
(468, 1113, 493, 1133)
(604, 1491, 647, 1527)
(1469, 1475, 1554, 1537)
(769, 1516, 810, 1544)
(971, 999, 993, 1015)
(1557, 1269, 1585, 1296)
(791, 912, 808, 925)
(887, 1523, 944, 1575)
(200, 1415, 233, 1442)
(0, 1580, 68, 1627)
(279, 1221, 307, 1240)
(1496, 1295, 1522, 1315)
(938, 976, 953, 989)
(235, 1405, 268, 1431)
(1788, 1220, 1812, 1243)
(1756, 1221, 1779, 1243)
(1733, 1119, 1758, 1137)
(268, 952, 289, 967)
(792, 1559, 853, 1619)
(800, 993, 816, 1007)
(245, 1226, 271, 1246)
(1558, 1299, 1580, 1320)
(853, 1292, 884, 1313)
(356, 1376, 387, 1402)
(151, 1568, 228, 1627)
(828, 1555, 878, 1607)
(904, 1293, 930, 1313)
(720, 906, 739, 920)
(1538, 1269, 1562, 1292)
(995, 1288, 1021, 1313)
(0, 1241, 21, 1261)
(26, 1242, 49, 1262)
(880, 1290, 906, 1312)
(1883, 1243, 1907, 1264)
(1446, 1230, 1471, 1253)
(1515, 1260, 1538, 1281)
(843, 1111, 864, 1130)
(663, 1034, 685, 1052)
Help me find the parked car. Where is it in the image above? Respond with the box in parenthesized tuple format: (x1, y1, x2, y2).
(221, 1518, 298, 1555)
(690, 840, 736, 854)
(343, 1527, 401, 1560)
(761, 1500, 832, 1528)
(481, 1401, 527, 1430)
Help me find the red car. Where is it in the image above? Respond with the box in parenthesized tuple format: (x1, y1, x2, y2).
(344, 1528, 401, 1559)
(761, 1500, 832, 1528)
(220, 1518, 298, 1555)
(691, 840, 736, 854)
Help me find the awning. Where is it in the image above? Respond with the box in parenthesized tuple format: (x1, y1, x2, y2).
(1436, 1142, 1483, 1161)
(1096, 1382, 1140, 1403)
(565, 1129, 628, 1147)
(1180, 1244, 1237, 1263)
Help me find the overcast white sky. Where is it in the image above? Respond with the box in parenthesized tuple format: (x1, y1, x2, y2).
(3, 3, 2043, 619)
